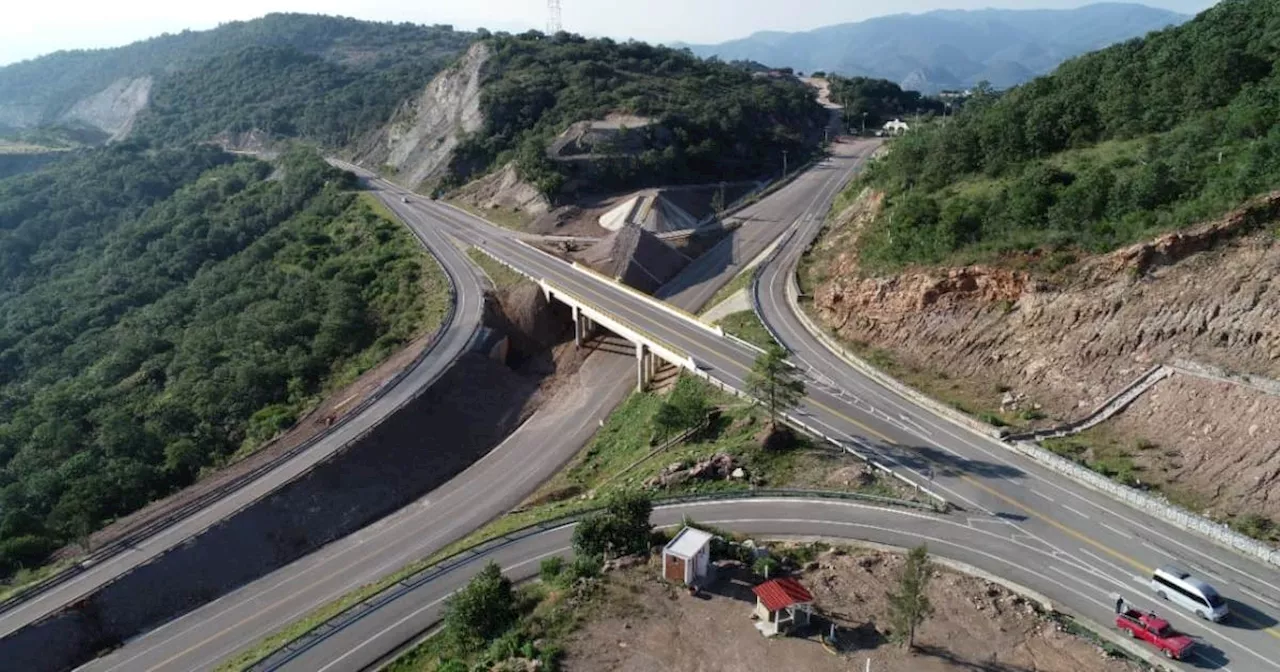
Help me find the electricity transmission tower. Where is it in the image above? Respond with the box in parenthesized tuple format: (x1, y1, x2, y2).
(547, 0, 562, 34)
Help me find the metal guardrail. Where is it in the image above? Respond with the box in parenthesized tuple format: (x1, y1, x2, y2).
(246, 488, 935, 671)
(0, 194, 472, 619)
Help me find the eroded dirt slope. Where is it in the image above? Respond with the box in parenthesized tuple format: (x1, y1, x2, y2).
(805, 188, 1280, 521)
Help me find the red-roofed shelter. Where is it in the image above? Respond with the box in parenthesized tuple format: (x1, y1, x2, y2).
(751, 577, 814, 636)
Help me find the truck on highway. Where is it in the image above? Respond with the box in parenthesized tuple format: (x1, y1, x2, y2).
(1116, 605, 1195, 660)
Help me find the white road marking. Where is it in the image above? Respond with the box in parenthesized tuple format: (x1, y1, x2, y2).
(1099, 521, 1130, 539)
(1241, 586, 1280, 610)
(313, 546, 570, 672)
(1142, 541, 1181, 562)
(1060, 504, 1088, 518)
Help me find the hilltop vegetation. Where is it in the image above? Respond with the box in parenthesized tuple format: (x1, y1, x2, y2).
(857, 0, 1280, 271)
(0, 14, 471, 146)
(0, 145, 445, 575)
(826, 75, 946, 131)
(448, 32, 828, 194)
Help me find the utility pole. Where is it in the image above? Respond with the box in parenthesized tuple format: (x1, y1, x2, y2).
(782, 149, 789, 177)
(861, 112, 867, 136)
(547, 0, 562, 34)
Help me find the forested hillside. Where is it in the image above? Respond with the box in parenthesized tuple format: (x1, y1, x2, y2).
(448, 33, 828, 194)
(825, 75, 946, 131)
(0, 14, 471, 145)
(0, 145, 445, 575)
(857, 0, 1280, 270)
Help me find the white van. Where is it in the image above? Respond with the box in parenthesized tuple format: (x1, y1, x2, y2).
(1151, 565, 1229, 622)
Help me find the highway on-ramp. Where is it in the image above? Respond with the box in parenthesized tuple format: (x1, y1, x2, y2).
(0, 188, 485, 644)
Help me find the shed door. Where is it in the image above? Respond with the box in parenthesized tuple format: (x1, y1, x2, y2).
(664, 554, 686, 583)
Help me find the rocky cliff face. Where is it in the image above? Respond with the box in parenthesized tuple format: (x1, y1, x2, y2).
(352, 42, 488, 190)
(58, 76, 152, 140)
(807, 188, 1280, 520)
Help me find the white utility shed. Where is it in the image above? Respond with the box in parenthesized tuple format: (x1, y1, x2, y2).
(662, 526, 713, 585)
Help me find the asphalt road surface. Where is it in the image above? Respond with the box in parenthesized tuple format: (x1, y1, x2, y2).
(0, 188, 484, 643)
(70, 149, 870, 672)
(321, 140, 1280, 671)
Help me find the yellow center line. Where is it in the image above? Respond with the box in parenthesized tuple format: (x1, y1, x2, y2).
(809, 389, 1280, 641)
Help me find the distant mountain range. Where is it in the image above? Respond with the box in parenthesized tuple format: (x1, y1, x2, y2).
(674, 3, 1189, 93)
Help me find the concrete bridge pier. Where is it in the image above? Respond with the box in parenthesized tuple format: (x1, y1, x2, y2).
(573, 305, 583, 347)
(636, 343, 650, 392)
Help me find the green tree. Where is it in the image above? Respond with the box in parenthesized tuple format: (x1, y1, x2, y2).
(443, 561, 517, 653)
(571, 490, 654, 559)
(652, 401, 685, 443)
(745, 344, 805, 428)
(652, 376, 711, 441)
(887, 544, 934, 650)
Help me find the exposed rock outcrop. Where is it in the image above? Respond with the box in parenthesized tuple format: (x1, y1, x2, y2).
(352, 42, 489, 190)
(59, 76, 152, 140)
(451, 161, 550, 217)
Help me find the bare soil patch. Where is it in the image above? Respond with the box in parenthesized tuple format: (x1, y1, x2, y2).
(564, 548, 1139, 672)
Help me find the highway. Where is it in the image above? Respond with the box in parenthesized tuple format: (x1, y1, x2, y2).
(0, 186, 485, 643)
(65, 138, 1280, 672)
(67, 146, 873, 671)
(276, 140, 1280, 671)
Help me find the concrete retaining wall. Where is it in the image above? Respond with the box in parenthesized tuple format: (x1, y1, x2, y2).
(1005, 365, 1173, 442)
(0, 354, 540, 672)
(1169, 358, 1280, 398)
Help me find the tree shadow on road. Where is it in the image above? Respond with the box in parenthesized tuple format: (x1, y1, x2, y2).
(875, 442, 1027, 483)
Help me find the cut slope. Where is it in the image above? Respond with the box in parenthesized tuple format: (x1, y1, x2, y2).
(352, 42, 488, 190)
(806, 188, 1280, 524)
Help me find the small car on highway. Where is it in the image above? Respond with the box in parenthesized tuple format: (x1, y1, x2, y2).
(1116, 605, 1195, 660)
(1151, 565, 1229, 622)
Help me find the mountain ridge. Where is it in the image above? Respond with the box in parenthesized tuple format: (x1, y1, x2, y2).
(675, 3, 1190, 92)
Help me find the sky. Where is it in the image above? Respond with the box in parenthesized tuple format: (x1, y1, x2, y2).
(1, 0, 1220, 67)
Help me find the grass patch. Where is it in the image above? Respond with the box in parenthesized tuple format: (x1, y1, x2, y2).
(447, 199, 531, 231)
(467, 247, 527, 290)
(385, 571, 598, 672)
(702, 268, 755, 315)
(820, 321, 1032, 429)
(1231, 513, 1280, 543)
(714, 311, 779, 351)
(1042, 433, 1142, 488)
(0, 558, 77, 603)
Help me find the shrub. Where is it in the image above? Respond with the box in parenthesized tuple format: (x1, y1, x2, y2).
(443, 562, 517, 653)
(539, 556, 565, 583)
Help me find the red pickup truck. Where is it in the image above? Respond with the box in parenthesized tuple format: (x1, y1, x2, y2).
(1116, 608, 1195, 660)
